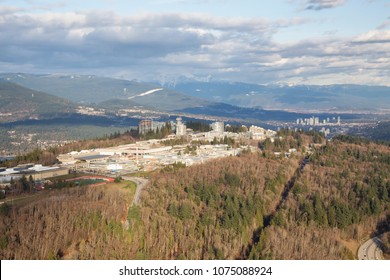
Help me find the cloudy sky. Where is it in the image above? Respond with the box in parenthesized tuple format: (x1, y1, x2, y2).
(0, 0, 389, 85)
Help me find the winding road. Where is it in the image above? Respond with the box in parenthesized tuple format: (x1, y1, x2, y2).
(122, 176, 149, 206)
(358, 235, 384, 260)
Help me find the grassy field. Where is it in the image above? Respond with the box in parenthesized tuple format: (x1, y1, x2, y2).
(122, 180, 137, 190)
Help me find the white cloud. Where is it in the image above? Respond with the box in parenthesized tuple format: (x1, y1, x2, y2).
(304, 0, 347, 10)
(0, 6, 26, 14)
(352, 30, 390, 44)
(0, 8, 389, 85)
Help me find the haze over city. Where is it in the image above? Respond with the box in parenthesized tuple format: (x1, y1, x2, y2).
(0, 0, 389, 85)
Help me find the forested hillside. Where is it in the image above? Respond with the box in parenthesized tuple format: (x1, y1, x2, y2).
(0, 81, 75, 122)
(130, 134, 389, 260)
(136, 153, 298, 259)
(0, 181, 135, 259)
(1, 133, 389, 259)
(258, 137, 390, 259)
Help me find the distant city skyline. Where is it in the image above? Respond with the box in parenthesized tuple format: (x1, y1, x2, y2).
(0, 0, 389, 85)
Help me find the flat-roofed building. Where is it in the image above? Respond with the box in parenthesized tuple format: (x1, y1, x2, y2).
(0, 164, 69, 182)
(23, 167, 69, 181)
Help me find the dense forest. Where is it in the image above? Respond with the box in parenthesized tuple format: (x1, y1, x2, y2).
(136, 153, 298, 259)
(0, 131, 389, 259)
(359, 121, 390, 142)
(258, 136, 390, 259)
(129, 132, 389, 259)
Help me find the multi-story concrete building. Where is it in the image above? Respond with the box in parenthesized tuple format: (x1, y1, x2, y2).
(139, 119, 153, 135)
(211, 121, 224, 134)
(176, 117, 186, 136)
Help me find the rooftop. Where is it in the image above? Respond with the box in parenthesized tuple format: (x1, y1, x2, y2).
(76, 154, 110, 161)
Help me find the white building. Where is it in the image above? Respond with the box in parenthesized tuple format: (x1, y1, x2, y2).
(248, 125, 276, 140)
(176, 117, 186, 136)
(249, 125, 265, 134)
(211, 122, 224, 134)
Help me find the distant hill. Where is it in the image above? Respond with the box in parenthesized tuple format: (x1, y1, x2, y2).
(98, 99, 145, 110)
(0, 73, 150, 103)
(355, 121, 390, 142)
(4, 72, 388, 122)
(0, 73, 210, 111)
(165, 80, 390, 112)
(0, 81, 75, 122)
(178, 101, 363, 124)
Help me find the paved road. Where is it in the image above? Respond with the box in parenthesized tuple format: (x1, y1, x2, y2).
(122, 176, 149, 206)
(358, 235, 384, 260)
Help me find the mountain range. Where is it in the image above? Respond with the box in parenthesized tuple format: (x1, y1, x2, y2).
(0, 73, 209, 111)
(1, 73, 390, 124)
(164, 79, 390, 112)
(0, 81, 75, 123)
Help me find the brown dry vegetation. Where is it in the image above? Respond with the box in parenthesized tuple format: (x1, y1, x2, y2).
(130, 134, 389, 260)
(0, 182, 135, 259)
(1, 132, 389, 260)
(382, 231, 390, 259)
(134, 153, 298, 259)
(261, 138, 390, 259)
(0, 152, 298, 260)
